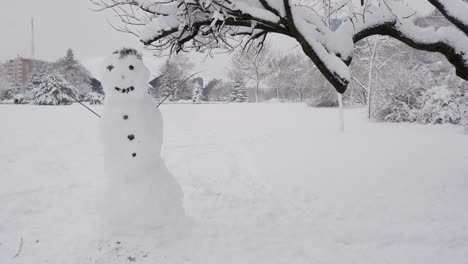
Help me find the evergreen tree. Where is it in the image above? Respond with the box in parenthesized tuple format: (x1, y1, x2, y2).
(0, 63, 11, 98)
(26, 65, 48, 91)
(10, 82, 23, 98)
(192, 79, 203, 104)
(229, 78, 247, 103)
(54, 48, 92, 96)
(31, 73, 78, 105)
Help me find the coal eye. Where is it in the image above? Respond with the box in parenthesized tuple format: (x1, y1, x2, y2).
(129, 65, 134, 70)
(107, 65, 114, 71)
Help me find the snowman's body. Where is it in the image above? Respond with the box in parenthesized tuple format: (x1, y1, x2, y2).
(99, 49, 184, 234)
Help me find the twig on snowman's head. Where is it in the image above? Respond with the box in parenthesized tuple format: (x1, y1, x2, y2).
(157, 70, 204, 108)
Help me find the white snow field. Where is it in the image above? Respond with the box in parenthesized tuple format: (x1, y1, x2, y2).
(1, 103, 468, 264)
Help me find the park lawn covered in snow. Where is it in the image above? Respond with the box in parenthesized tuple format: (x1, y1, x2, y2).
(1, 103, 467, 264)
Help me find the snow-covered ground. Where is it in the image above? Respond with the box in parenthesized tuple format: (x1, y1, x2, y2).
(1, 103, 467, 264)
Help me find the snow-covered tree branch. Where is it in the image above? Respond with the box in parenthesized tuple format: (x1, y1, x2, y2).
(427, 0, 468, 36)
(93, 0, 468, 93)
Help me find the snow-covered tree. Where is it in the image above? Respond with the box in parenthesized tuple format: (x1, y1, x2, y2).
(268, 51, 297, 100)
(31, 73, 78, 105)
(267, 51, 316, 102)
(0, 63, 12, 100)
(230, 80, 248, 103)
(349, 36, 406, 117)
(26, 65, 48, 91)
(154, 54, 194, 101)
(54, 48, 92, 96)
(229, 70, 248, 103)
(94, 0, 468, 94)
(7, 82, 25, 103)
(192, 79, 203, 104)
(289, 56, 317, 102)
(231, 43, 272, 102)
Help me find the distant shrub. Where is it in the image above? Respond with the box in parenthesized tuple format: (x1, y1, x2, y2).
(84, 92, 104, 105)
(13, 94, 26, 104)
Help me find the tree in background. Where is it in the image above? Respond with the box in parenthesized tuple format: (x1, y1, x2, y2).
(289, 57, 316, 102)
(367, 34, 468, 124)
(54, 48, 92, 97)
(192, 79, 203, 104)
(95, 0, 468, 96)
(203, 79, 222, 101)
(155, 54, 194, 101)
(268, 51, 297, 100)
(26, 65, 48, 92)
(31, 73, 78, 105)
(229, 69, 248, 103)
(349, 36, 404, 117)
(207, 80, 232, 102)
(230, 80, 248, 103)
(231, 44, 272, 102)
(0, 63, 12, 100)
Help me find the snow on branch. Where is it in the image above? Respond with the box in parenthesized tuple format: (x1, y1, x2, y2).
(94, 0, 468, 93)
(427, 0, 468, 36)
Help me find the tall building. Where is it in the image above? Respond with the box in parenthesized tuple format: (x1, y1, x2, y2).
(3, 57, 48, 86)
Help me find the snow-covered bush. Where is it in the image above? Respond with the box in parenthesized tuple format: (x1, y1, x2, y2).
(0, 82, 23, 102)
(419, 86, 462, 124)
(13, 94, 26, 104)
(372, 87, 425, 122)
(84, 92, 104, 105)
(32, 73, 78, 105)
(373, 83, 468, 125)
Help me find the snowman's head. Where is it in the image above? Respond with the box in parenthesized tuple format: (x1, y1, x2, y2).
(101, 48, 150, 100)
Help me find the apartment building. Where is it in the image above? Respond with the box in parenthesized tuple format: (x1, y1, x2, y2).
(4, 57, 47, 86)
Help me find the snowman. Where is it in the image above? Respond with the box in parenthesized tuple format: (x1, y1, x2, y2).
(99, 48, 185, 235)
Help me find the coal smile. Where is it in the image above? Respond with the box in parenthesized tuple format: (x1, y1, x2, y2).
(115, 86, 135, 93)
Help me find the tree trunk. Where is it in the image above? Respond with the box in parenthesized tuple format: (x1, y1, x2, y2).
(367, 41, 378, 119)
(338, 93, 344, 132)
(255, 81, 259, 103)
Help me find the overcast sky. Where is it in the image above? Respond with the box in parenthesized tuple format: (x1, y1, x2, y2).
(0, 0, 433, 79)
